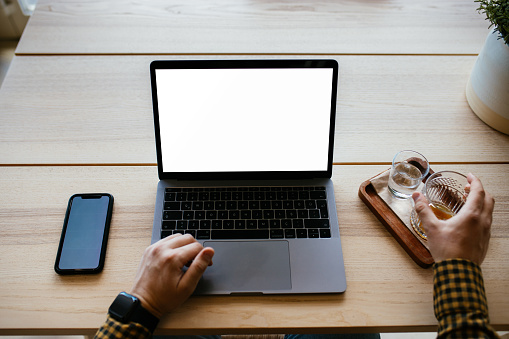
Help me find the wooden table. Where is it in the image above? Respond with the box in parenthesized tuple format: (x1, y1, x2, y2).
(0, 0, 508, 336)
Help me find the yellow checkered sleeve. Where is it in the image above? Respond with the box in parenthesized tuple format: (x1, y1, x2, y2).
(434, 259, 500, 339)
(94, 315, 152, 339)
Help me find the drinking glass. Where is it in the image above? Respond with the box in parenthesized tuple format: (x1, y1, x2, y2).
(388, 150, 430, 199)
(410, 171, 469, 240)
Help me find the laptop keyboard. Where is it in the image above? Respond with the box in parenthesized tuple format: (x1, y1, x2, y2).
(161, 186, 332, 240)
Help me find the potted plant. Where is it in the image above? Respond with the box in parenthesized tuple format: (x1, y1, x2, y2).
(466, 0, 509, 134)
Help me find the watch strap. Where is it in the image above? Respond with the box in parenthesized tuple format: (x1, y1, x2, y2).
(128, 301, 159, 333)
(109, 292, 159, 333)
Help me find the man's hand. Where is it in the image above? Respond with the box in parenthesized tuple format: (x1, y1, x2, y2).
(412, 173, 494, 265)
(129, 234, 214, 318)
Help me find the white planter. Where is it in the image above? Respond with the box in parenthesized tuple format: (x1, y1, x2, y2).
(466, 28, 509, 135)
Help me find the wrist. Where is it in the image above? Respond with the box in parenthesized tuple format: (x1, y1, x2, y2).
(108, 292, 160, 333)
(129, 290, 164, 319)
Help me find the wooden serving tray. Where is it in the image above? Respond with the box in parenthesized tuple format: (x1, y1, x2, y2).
(358, 171, 434, 268)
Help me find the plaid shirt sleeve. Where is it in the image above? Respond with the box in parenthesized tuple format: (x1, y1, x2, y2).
(434, 258, 500, 339)
(94, 315, 152, 339)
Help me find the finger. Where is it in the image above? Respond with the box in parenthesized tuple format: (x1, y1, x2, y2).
(152, 232, 182, 246)
(171, 241, 207, 268)
(481, 191, 495, 227)
(152, 232, 185, 247)
(146, 234, 198, 264)
(412, 192, 437, 233)
(470, 174, 495, 219)
(178, 247, 215, 294)
(479, 192, 494, 263)
(157, 233, 197, 250)
(460, 173, 486, 217)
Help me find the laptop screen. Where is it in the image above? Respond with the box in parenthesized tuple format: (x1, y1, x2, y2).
(150, 60, 338, 180)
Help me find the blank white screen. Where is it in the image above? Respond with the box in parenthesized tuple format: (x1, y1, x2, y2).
(155, 68, 333, 173)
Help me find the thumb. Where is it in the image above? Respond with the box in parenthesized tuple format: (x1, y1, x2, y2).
(412, 192, 437, 233)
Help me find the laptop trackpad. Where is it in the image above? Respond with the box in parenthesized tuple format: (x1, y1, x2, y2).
(197, 240, 292, 294)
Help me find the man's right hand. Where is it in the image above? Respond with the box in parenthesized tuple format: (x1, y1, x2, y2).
(412, 173, 495, 265)
(129, 233, 215, 319)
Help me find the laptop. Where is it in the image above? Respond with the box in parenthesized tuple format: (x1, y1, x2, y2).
(149, 59, 346, 295)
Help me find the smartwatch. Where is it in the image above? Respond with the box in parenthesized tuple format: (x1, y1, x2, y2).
(108, 292, 159, 333)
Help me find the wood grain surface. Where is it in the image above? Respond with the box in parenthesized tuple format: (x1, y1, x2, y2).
(1, 55, 508, 165)
(0, 165, 507, 334)
(1, 0, 508, 335)
(16, 0, 489, 55)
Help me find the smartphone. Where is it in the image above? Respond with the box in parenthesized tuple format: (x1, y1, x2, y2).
(55, 193, 114, 275)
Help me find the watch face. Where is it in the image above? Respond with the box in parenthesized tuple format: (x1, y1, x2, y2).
(109, 292, 139, 322)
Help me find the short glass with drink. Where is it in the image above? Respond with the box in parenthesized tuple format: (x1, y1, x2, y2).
(388, 150, 430, 199)
(410, 171, 469, 240)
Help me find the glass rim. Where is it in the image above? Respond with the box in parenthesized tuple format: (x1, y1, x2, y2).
(392, 150, 430, 178)
(424, 170, 468, 198)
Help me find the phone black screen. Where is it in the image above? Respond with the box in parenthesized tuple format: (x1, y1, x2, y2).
(55, 194, 113, 274)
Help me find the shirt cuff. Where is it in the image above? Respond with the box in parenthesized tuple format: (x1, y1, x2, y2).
(433, 258, 494, 338)
(95, 314, 152, 339)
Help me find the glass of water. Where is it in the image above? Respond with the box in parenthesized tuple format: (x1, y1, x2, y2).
(388, 150, 430, 199)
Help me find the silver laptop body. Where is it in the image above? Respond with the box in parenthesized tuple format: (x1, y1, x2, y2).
(150, 59, 346, 295)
